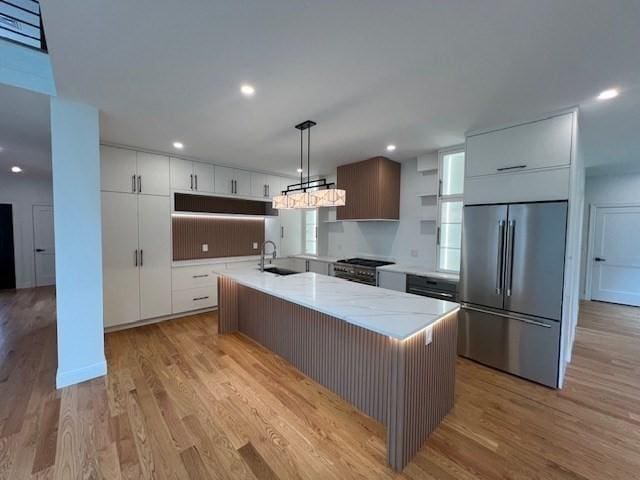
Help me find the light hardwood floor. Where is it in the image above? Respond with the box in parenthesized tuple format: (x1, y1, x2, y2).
(1, 288, 639, 479)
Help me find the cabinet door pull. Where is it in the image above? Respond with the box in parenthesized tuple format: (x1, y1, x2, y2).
(132, 175, 137, 193)
(134, 249, 138, 267)
(192, 274, 209, 278)
(195, 174, 198, 190)
(190, 174, 193, 190)
(267, 184, 270, 197)
(139, 249, 143, 267)
(193, 296, 209, 301)
(137, 175, 142, 193)
(496, 165, 527, 172)
(281, 226, 284, 239)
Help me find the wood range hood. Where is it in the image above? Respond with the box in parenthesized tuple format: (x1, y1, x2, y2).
(336, 156, 401, 221)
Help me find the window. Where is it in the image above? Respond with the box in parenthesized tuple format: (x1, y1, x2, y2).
(303, 209, 317, 255)
(437, 147, 465, 272)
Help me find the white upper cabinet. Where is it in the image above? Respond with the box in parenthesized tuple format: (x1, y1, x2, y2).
(465, 113, 573, 178)
(214, 166, 252, 196)
(234, 169, 251, 196)
(170, 158, 214, 193)
(193, 162, 214, 193)
(136, 152, 170, 196)
(251, 172, 268, 198)
(101, 146, 137, 193)
(101, 146, 169, 196)
(214, 166, 235, 194)
(170, 158, 194, 191)
(267, 175, 284, 198)
(251, 174, 288, 199)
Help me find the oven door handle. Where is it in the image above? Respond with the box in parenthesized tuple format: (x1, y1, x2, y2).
(407, 286, 455, 299)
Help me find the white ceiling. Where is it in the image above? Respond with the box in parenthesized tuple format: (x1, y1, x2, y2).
(0, 84, 50, 177)
(33, 1, 640, 176)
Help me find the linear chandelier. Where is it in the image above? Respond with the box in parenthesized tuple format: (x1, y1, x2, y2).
(272, 120, 346, 210)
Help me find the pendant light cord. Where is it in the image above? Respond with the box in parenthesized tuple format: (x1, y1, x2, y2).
(300, 127, 303, 188)
(307, 127, 311, 189)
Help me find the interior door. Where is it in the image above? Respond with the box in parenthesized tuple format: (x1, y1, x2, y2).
(460, 204, 508, 309)
(504, 202, 567, 320)
(590, 206, 640, 306)
(0, 204, 16, 289)
(100, 146, 137, 193)
(138, 195, 172, 320)
(102, 192, 140, 327)
(33, 205, 56, 286)
(136, 152, 170, 196)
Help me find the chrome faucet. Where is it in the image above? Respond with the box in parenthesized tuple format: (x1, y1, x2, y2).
(260, 240, 277, 272)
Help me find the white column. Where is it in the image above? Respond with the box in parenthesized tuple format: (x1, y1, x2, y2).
(50, 97, 106, 388)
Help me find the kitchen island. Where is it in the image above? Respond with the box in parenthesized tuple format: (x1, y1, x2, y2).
(214, 268, 459, 471)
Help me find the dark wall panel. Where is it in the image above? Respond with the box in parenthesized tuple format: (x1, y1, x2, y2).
(172, 216, 264, 260)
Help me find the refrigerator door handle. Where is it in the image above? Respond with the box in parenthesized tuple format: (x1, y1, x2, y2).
(496, 220, 505, 294)
(505, 220, 516, 297)
(462, 304, 552, 328)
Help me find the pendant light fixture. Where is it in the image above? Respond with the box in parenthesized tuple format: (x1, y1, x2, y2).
(273, 120, 346, 210)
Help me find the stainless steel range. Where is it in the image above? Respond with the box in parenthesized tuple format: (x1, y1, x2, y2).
(334, 258, 395, 286)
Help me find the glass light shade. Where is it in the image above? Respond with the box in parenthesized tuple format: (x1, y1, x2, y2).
(272, 194, 292, 209)
(273, 188, 346, 209)
(309, 189, 346, 207)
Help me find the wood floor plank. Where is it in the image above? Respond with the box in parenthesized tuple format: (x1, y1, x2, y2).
(238, 441, 280, 480)
(1, 288, 640, 479)
(31, 397, 61, 473)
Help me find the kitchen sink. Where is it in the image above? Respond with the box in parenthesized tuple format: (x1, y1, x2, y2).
(262, 266, 300, 276)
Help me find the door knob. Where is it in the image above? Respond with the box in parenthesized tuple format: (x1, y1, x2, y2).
(594, 257, 606, 262)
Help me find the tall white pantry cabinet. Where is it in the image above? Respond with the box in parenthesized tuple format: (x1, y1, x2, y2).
(101, 146, 172, 328)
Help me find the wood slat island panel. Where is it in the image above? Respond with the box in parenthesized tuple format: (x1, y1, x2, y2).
(218, 277, 458, 471)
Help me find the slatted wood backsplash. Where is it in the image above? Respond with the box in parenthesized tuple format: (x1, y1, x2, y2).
(172, 216, 264, 260)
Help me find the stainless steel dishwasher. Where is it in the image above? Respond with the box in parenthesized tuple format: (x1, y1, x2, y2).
(406, 274, 458, 301)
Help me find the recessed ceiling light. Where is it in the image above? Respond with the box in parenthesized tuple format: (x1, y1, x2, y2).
(11, 166, 22, 173)
(173, 141, 184, 149)
(296, 167, 303, 173)
(386, 144, 396, 152)
(240, 84, 256, 97)
(597, 88, 619, 101)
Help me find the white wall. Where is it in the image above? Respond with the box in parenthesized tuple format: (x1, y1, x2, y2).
(0, 38, 56, 96)
(580, 172, 640, 297)
(51, 98, 106, 388)
(0, 172, 53, 288)
(318, 157, 438, 266)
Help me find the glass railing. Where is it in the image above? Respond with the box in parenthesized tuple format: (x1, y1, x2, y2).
(0, 0, 46, 51)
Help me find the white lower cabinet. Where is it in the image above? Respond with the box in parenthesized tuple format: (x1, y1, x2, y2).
(102, 191, 172, 328)
(172, 286, 218, 314)
(308, 259, 329, 275)
(102, 192, 140, 327)
(171, 265, 220, 314)
(377, 271, 407, 292)
(138, 195, 172, 320)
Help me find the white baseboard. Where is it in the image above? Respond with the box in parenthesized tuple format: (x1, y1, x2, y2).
(56, 358, 107, 389)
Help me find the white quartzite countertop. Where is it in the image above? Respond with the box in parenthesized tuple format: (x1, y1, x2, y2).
(213, 267, 459, 341)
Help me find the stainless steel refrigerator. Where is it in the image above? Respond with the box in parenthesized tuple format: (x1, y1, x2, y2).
(458, 201, 567, 387)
